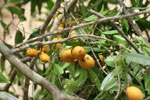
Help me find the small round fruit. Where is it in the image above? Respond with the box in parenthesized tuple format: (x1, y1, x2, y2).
(126, 86, 143, 100)
(42, 45, 50, 53)
(79, 54, 95, 69)
(52, 37, 63, 50)
(70, 30, 76, 37)
(57, 14, 64, 25)
(26, 48, 39, 57)
(57, 26, 64, 34)
(40, 52, 50, 63)
(98, 54, 105, 66)
(71, 46, 86, 60)
(59, 49, 74, 62)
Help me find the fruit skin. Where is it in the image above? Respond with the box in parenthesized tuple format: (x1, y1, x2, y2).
(59, 49, 74, 62)
(70, 30, 76, 37)
(126, 86, 143, 100)
(57, 14, 64, 25)
(42, 45, 50, 53)
(78, 54, 95, 69)
(26, 49, 39, 57)
(57, 26, 64, 34)
(52, 37, 63, 50)
(71, 46, 86, 60)
(98, 54, 105, 66)
(40, 52, 50, 63)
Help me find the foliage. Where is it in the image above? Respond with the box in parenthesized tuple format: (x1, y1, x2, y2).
(0, 0, 150, 100)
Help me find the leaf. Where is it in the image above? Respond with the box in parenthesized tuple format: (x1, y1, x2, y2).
(15, 31, 24, 44)
(47, 0, 54, 10)
(123, 52, 150, 66)
(0, 72, 9, 83)
(88, 70, 101, 90)
(121, 19, 129, 32)
(100, 69, 118, 91)
(102, 30, 118, 35)
(28, 29, 40, 40)
(53, 64, 64, 75)
(64, 68, 87, 93)
(105, 55, 122, 67)
(145, 73, 150, 92)
(0, 56, 5, 72)
(84, 15, 98, 21)
(113, 35, 128, 46)
(10, 0, 21, 3)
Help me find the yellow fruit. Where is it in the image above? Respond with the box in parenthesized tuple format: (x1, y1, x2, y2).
(59, 49, 74, 62)
(70, 30, 76, 37)
(52, 37, 63, 50)
(67, 21, 77, 26)
(126, 86, 143, 100)
(71, 46, 86, 60)
(57, 14, 64, 25)
(42, 45, 50, 53)
(57, 26, 64, 34)
(98, 54, 105, 66)
(79, 54, 95, 69)
(40, 52, 50, 63)
(26, 49, 39, 57)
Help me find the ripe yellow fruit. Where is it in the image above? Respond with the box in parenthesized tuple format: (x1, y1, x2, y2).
(57, 26, 64, 34)
(40, 52, 50, 63)
(98, 54, 105, 66)
(26, 48, 39, 57)
(52, 37, 63, 50)
(126, 86, 143, 100)
(71, 46, 86, 60)
(78, 54, 95, 69)
(57, 14, 64, 25)
(59, 49, 74, 62)
(70, 30, 76, 37)
(42, 45, 50, 53)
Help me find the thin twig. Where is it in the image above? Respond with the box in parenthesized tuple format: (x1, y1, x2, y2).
(11, 35, 131, 53)
(117, 0, 147, 43)
(16, 9, 150, 48)
(88, 9, 144, 54)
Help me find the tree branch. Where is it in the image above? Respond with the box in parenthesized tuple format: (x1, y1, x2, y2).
(88, 9, 144, 54)
(16, 9, 150, 48)
(11, 35, 131, 53)
(0, 40, 84, 100)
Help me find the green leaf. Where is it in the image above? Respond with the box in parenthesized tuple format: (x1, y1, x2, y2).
(53, 64, 64, 75)
(113, 35, 128, 46)
(0, 72, 9, 83)
(105, 55, 122, 67)
(0, 56, 5, 72)
(84, 15, 98, 21)
(102, 30, 118, 35)
(10, 0, 21, 3)
(88, 70, 101, 90)
(64, 68, 87, 93)
(145, 73, 150, 92)
(28, 29, 40, 40)
(15, 31, 24, 44)
(123, 52, 150, 66)
(100, 70, 118, 91)
(121, 19, 129, 32)
(47, 0, 54, 10)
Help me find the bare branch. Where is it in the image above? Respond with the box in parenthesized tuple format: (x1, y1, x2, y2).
(16, 9, 150, 47)
(40, 0, 61, 35)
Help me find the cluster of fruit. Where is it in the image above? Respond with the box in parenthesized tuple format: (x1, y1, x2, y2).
(59, 46, 95, 69)
(26, 45, 50, 63)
